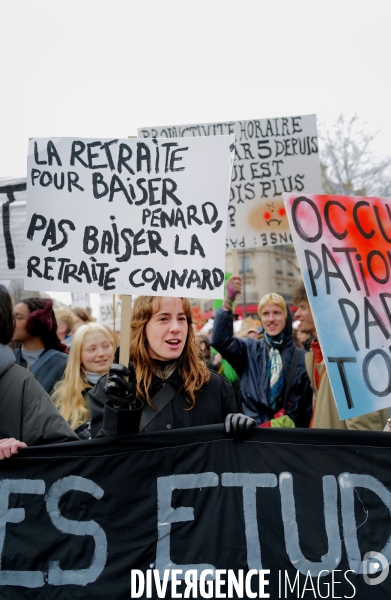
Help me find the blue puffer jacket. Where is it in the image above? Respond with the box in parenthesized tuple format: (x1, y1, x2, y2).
(211, 308, 312, 426)
(13, 346, 68, 396)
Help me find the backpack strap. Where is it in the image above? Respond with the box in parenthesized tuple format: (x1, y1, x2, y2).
(139, 382, 179, 432)
(29, 349, 62, 375)
(283, 347, 301, 407)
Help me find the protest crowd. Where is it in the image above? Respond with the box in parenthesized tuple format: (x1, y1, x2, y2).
(1, 126, 391, 599)
(1, 272, 389, 459)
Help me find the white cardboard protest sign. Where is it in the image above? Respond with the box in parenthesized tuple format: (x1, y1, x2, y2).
(0, 177, 27, 279)
(284, 192, 391, 420)
(71, 293, 90, 308)
(25, 136, 234, 298)
(98, 298, 122, 330)
(138, 115, 323, 250)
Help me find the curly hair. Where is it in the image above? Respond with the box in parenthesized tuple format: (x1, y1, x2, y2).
(129, 296, 210, 409)
(21, 298, 66, 352)
(292, 281, 308, 306)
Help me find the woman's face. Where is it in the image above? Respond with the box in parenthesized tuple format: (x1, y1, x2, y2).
(145, 297, 188, 361)
(81, 332, 113, 374)
(12, 302, 31, 343)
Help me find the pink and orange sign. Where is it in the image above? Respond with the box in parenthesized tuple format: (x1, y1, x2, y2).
(284, 193, 391, 419)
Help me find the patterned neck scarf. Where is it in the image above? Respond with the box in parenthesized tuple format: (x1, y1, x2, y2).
(265, 333, 284, 410)
(151, 359, 178, 381)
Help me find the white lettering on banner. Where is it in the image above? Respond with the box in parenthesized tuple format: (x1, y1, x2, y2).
(45, 476, 107, 586)
(0, 479, 45, 587)
(0, 471, 389, 587)
(221, 473, 277, 571)
(0, 476, 106, 587)
(155, 473, 219, 579)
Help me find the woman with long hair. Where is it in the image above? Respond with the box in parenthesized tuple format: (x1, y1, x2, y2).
(12, 297, 68, 394)
(90, 296, 254, 440)
(53, 323, 114, 439)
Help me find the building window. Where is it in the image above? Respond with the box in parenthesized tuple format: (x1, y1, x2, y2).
(275, 258, 282, 275)
(286, 260, 294, 276)
(277, 282, 282, 294)
(239, 256, 251, 273)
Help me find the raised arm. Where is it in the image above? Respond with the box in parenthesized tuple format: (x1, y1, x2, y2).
(210, 275, 248, 376)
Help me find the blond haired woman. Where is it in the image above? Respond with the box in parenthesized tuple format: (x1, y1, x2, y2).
(211, 275, 313, 428)
(53, 323, 114, 439)
(90, 296, 255, 440)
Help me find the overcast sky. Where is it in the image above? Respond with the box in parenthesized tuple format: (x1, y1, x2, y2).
(1, 0, 390, 178)
(1, 0, 389, 315)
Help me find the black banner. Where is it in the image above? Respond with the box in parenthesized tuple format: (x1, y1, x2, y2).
(1, 426, 391, 599)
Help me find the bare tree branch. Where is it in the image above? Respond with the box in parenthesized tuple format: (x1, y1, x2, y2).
(319, 113, 391, 197)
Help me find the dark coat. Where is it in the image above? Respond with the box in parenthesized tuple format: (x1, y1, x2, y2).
(0, 351, 78, 445)
(13, 346, 68, 396)
(89, 368, 237, 438)
(210, 308, 312, 426)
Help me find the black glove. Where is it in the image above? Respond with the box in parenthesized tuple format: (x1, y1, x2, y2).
(225, 413, 256, 442)
(104, 363, 143, 411)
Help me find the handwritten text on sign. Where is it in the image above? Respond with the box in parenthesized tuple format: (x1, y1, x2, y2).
(25, 136, 234, 298)
(0, 178, 26, 279)
(139, 115, 322, 250)
(284, 193, 391, 419)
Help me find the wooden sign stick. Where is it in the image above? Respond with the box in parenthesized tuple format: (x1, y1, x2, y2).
(112, 294, 116, 339)
(119, 294, 132, 369)
(118, 136, 138, 371)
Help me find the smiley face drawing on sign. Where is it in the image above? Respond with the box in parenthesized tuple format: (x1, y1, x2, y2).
(247, 198, 289, 233)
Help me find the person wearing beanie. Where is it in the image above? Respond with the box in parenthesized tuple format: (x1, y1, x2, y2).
(211, 275, 313, 427)
(12, 297, 68, 395)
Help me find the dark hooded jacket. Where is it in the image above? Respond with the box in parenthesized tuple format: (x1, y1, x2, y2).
(210, 307, 312, 426)
(0, 343, 78, 445)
